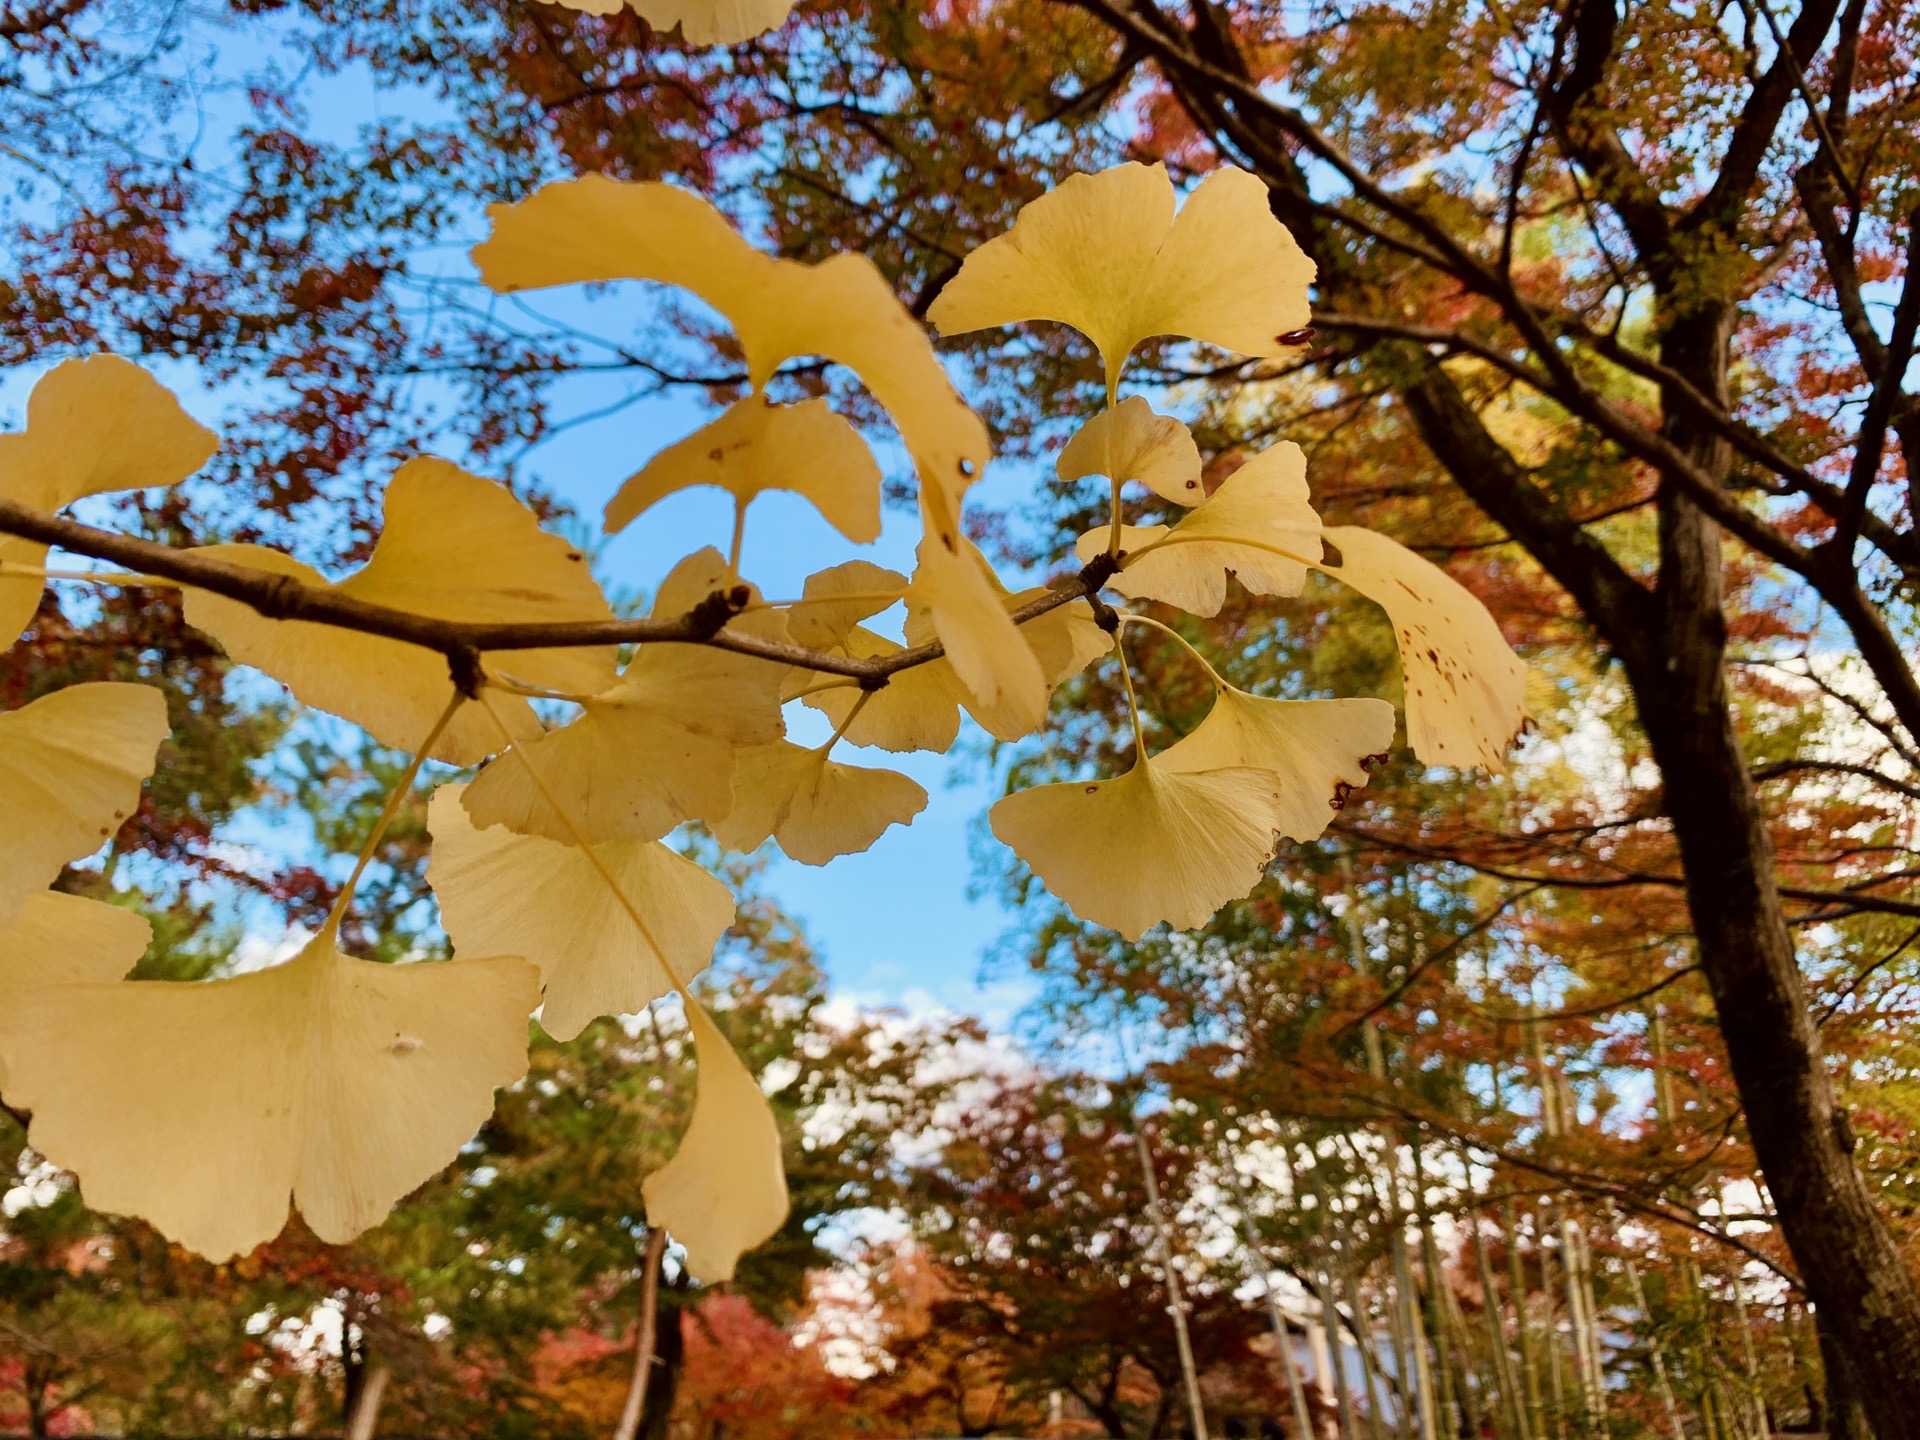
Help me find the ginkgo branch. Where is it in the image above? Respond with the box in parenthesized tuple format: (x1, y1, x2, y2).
(0, 495, 1099, 688)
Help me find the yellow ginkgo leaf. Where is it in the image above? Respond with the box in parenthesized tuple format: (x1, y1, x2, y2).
(801, 625, 967, 754)
(783, 560, 906, 651)
(929, 163, 1314, 393)
(462, 549, 786, 844)
(642, 999, 790, 1282)
(1156, 691, 1396, 842)
(184, 457, 617, 767)
(0, 683, 169, 927)
(473, 176, 990, 502)
(1057, 397, 1204, 506)
(0, 934, 540, 1261)
(426, 785, 733, 1042)
(0, 894, 150, 1085)
(1, 356, 218, 646)
(1001, 584, 1111, 693)
(712, 741, 927, 865)
(1076, 442, 1323, 616)
(989, 758, 1286, 941)
(1315, 525, 1530, 772)
(606, 396, 883, 544)
(541, 0, 795, 48)
(906, 525, 1047, 739)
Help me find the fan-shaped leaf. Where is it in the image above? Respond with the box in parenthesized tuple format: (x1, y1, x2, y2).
(426, 785, 732, 1042)
(184, 457, 617, 766)
(0, 934, 539, 1261)
(929, 164, 1314, 392)
(0, 683, 169, 926)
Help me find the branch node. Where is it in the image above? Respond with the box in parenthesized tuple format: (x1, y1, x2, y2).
(687, 585, 750, 640)
(447, 647, 487, 701)
(1077, 551, 1121, 594)
(1087, 594, 1121, 633)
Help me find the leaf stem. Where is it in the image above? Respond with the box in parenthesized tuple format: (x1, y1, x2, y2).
(728, 498, 749, 574)
(814, 690, 873, 755)
(0, 561, 180, 588)
(1113, 629, 1150, 768)
(762, 590, 905, 610)
(322, 687, 466, 941)
(1122, 613, 1230, 690)
(1121, 529, 1323, 572)
(474, 688, 689, 993)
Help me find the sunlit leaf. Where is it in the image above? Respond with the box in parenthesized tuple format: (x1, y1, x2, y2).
(783, 560, 907, 651)
(606, 395, 882, 544)
(542, 0, 796, 48)
(184, 457, 618, 766)
(929, 163, 1314, 392)
(642, 999, 790, 1283)
(0, 683, 169, 927)
(989, 757, 1286, 940)
(800, 625, 967, 754)
(0, 894, 150, 1085)
(906, 526, 1047, 738)
(1316, 525, 1529, 771)
(426, 785, 732, 1042)
(712, 740, 927, 864)
(1157, 691, 1396, 841)
(1057, 397, 1203, 506)
(461, 549, 785, 843)
(1, 356, 217, 646)
(1076, 442, 1323, 616)
(0, 933, 540, 1261)
(473, 177, 989, 503)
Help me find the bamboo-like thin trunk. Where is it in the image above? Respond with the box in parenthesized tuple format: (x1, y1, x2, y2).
(344, 1361, 390, 1440)
(1731, 1269, 1771, 1440)
(1137, 1130, 1211, 1440)
(1225, 1143, 1318, 1440)
(1502, 1201, 1545, 1438)
(1534, 1210, 1568, 1440)
(1469, 1179, 1530, 1440)
(1340, 1243, 1393, 1440)
(613, 1227, 668, 1440)
(1626, 1260, 1687, 1440)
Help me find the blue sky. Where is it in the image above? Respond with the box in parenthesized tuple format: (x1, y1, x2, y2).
(1, 10, 1057, 1026)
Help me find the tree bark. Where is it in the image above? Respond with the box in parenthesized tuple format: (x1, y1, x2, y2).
(614, 1228, 669, 1440)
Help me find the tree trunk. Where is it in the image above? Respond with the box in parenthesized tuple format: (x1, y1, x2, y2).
(1623, 463, 1920, 1430)
(614, 1228, 668, 1440)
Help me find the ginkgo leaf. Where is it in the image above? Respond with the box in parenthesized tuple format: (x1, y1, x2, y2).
(541, 0, 795, 48)
(1, 356, 218, 646)
(473, 176, 989, 502)
(929, 164, 1315, 392)
(426, 785, 733, 1042)
(1076, 442, 1323, 616)
(1315, 525, 1529, 771)
(800, 625, 967, 754)
(809, 574, 1104, 751)
(907, 526, 1047, 738)
(1057, 397, 1203, 506)
(783, 561, 906, 651)
(0, 683, 169, 927)
(1000, 585, 1111, 692)
(0, 933, 540, 1261)
(184, 456, 617, 767)
(462, 549, 786, 844)
(989, 758, 1286, 941)
(606, 396, 883, 544)
(642, 1000, 789, 1283)
(0, 894, 150, 1085)
(1156, 691, 1396, 842)
(712, 741, 927, 865)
